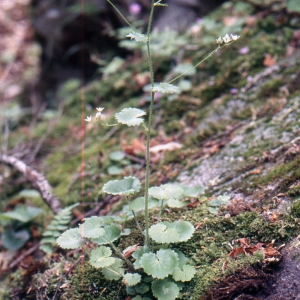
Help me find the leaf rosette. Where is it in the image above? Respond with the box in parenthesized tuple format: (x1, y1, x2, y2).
(140, 249, 178, 279)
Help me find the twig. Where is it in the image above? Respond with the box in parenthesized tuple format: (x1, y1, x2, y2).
(52, 255, 84, 300)
(125, 153, 145, 165)
(70, 195, 119, 226)
(9, 243, 40, 269)
(0, 153, 61, 213)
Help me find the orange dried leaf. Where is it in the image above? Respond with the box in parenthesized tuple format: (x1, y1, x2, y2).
(263, 54, 276, 67)
(228, 246, 245, 258)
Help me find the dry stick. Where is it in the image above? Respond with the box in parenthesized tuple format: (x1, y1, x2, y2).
(52, 255, 84, 300)
(8, 243, 41, 269)
(70, 195, 119, 226)
(0, 153, 61, 213)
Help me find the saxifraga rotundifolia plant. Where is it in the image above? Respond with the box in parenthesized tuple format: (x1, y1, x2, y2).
(57, 1, 240, 299)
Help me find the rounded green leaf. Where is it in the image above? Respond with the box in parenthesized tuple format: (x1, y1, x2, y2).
(109, 151, 126, 161)
(140, 249, 178, 279)
(92, 224, 121, 245)
(79, 216, 105, 239)
(101, 258, 125, 280)
(0, 205, 42, 223)
(171, 221, 195, 242)
(132, 246, 151, 269)
(149, 184, 184, 201)
(180, 185, 205, 198)
(129, 196, 159, 212)
(172, 265, 196, 282)
(149, 221, 194, 243)
(287, 0, 300, 13)
(152, 83, 180, 94)
(166, 199, 188, 208)
(174, 250, 188, 266)
(2, 228, 30, 250)
(152, 279, 180, 300)
(115, 108, 146, 126)
(103, 176, 141, 196)
(132, 296, 152, 300)
(135, 282, 150, 294)
(149, 223, 180, 244)
(89, 246, 115, 268)
(56, 228, 83, 249)
(124, 273, 142, 286)
(126, 31, 148, 43)
(107, 165, 123, 175)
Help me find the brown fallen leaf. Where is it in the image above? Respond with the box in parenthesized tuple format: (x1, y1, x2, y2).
(122, 138, 145, 156)
(123, 244, 140, 259)
(263, 54, 276, 67)
(228, 246, 245, 258)
(149, 142, 182, 154)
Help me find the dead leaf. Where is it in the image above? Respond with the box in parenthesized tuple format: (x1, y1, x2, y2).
(222, 260, 228, 272)
(0, 250, 17, 272)
(149, 142, 182, 154)
(263, 54, 276, 67)
(122, 138, 145, 156)
(223, 16, 239, 27)
(228, 246, 245, 258)
(236, 238, 250, 247)
(187, 201, 201, 208)
(248, 166, 262, 175)
(123, 244, 140, 259)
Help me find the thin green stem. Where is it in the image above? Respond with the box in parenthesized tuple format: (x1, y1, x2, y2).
(132, 210, 144, 236)
(168, 45, 224, 84)
(144, 0, 156, 248)
(158, 200, 164, 222)
(103, 236, 134, 268)
(106, 0, 138, 31)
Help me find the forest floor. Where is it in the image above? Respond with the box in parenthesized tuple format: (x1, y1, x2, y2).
(1, 0, 300, 299)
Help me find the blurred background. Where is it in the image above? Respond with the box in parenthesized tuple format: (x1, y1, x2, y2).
(0, 0, 225, 112)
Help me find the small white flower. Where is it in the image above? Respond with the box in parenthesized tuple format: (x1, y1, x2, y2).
(96, 107, 104, 112)
(84, 116, 92, 122)
(95, 112, 102, 119)
(223, 33, 232, 44)
(230, 34, 240, 41)
(216, 36, 223, 44)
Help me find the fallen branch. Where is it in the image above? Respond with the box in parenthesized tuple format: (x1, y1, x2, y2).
(8, 243, 40, 269)
(0, 153, 61, 213)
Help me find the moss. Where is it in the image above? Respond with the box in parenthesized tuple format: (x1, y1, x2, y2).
(254, 156, 300, 189)
(165, 209, 297, 299)
(257, 78, 285, 98)
(291, 200, 300, 217)
(67, 263, 127, 300)
(288, 182, 300, 197)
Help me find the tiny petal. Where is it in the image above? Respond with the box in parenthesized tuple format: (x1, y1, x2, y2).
(96, 107, 104, 112)
(223, 33, 232, 44)
(230, 34, 240, 41)
(95, 112, 102, 119)
(84, 116, 92, 122)
(216, 36, 223, 44)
